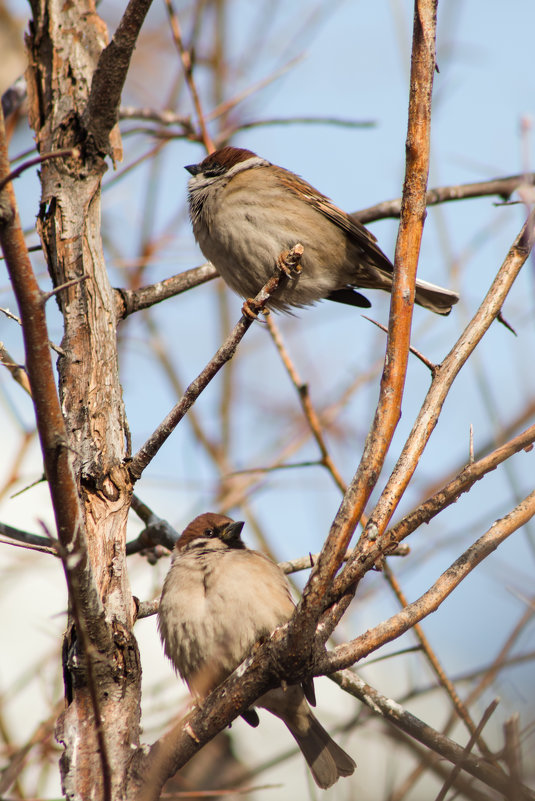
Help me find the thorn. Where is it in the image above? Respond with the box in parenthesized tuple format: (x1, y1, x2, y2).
(184, 721, 200, 743)
(497, 311, 517, 336)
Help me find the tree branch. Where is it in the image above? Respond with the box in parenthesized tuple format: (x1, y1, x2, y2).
(115, 263, 218, 320)
(127, 246, 303, 481)
(354, 172, 535, 224)
(286, 0, 440, 656)
(83, 0, 155, 155)
(386, 422, 535, 545)
(330, 672, 535, 800)
(320, 487, 535, 674)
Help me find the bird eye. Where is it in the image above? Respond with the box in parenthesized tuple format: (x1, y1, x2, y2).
(203, 528, 215, 537)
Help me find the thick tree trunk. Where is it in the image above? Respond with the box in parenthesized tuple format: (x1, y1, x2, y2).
(25, 0, 141, 797)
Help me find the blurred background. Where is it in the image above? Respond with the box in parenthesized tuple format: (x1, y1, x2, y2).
(1, 0, 534, 797)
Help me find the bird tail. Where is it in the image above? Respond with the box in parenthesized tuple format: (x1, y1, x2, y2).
(283, 709, 356, 789)
(259, 686, 355, 789)
(349, 265, 459, 315)
(413, 277, 459, 315)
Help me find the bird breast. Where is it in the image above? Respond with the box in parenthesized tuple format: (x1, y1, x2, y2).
(158, 546, 294, 695)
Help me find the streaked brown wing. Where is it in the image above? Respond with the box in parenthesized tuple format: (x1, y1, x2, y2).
(274, 167, 394, 274)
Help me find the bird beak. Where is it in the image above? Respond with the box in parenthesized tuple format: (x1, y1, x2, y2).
(220, 520, 245, 543)
(185, 163, 202, 176)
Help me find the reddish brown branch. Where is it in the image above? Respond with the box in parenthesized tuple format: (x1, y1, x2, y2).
(320, 487, 535, 674)
(288, 0, 439, 651)
(0, 148, 78, 192)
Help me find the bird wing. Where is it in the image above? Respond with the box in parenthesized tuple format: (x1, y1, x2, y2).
(274, 167, 395, 274)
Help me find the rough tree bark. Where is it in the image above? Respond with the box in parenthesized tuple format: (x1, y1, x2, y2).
(24, 0, 142, 797)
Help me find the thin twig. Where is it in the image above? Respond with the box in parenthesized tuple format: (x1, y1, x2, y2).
(362, 314, 436, 372)
(332, 672, 534, 800)
(266, 315, 347, 493)
(0, 148, 78, 192)
(163, 0, 215, 153)
(42, 274, 90, 301)
(434, 699, 500, 801)
(127, 246, 303, 481)
(382, 562, 496, 759)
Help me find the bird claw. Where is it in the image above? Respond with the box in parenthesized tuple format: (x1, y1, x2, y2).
(277, 246, 303, 278)
(241, 298, 261, 319)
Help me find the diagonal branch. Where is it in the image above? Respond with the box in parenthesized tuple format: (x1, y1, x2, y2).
(320, 487, 535, 674)
(287, 0, 440, 652)
(127, 246, 304, 481)
(334, 205, 535, 598)
(83, 0, 155, 155)
(386, 422, 535, 545)
(331, 672, 535, 800)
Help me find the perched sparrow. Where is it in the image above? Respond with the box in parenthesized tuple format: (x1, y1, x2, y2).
(158, 513, 356, 789)
(186, 146, 459, 315)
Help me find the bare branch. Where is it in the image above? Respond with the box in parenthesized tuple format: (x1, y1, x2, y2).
(329, 207, 535, 605)
(115, 263, 218, 320)
(127, 246, 304, 481)
(0, 521, 57, 552)
(287, 0, 440, 653)
(321, 487, 535, 674)
(0, 343, 31, 394)
(331, 672, 535, 800)
(83, 0, 155, 155)
(383, 562, 495, 758)
(163, 0, 214, 153)
(0, 148, 78, 192)
(355, 172, 535, 224)
(387, 423, 535, 545)
(434, 700, 500, 801)
(266, 315, 347, 493)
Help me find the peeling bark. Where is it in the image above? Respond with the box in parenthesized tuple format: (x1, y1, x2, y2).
(24, 0, 142, 797)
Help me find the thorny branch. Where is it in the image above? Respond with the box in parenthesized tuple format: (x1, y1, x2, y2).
(332, 206, 535, 602)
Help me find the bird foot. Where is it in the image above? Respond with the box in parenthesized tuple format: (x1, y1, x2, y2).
(242, 298, 262, 319)
(277, 244, 304, 277)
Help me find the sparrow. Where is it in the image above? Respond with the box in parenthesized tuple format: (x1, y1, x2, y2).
(186, 146, 459, 315)
(158, 512, 356, 789)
